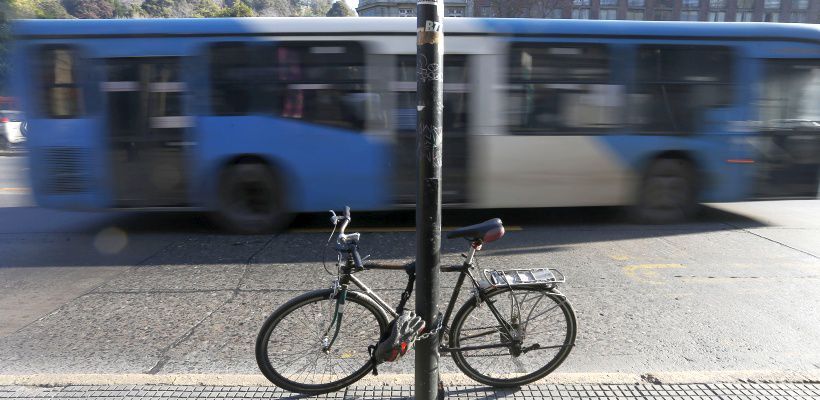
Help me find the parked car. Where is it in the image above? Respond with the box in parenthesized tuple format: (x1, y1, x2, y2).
(0, 110, 26, 150)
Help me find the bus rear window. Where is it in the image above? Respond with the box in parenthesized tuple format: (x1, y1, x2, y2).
(39, 47, 84, 118)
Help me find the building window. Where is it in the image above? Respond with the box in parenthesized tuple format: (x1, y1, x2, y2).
(736, 11, 753, 20)
(682, 0, 700, 8)
(507, 44, 621, 134)
(600, 8, 618, 19)
(573, 0, 591, 5)
(631, 46, 734, 133)
(709, 0, 726, 7)
(681, 10, 700, 20)
(627, 10, 645, 19)
(790, 11, 807, 21)
(655, 9, 675, 20)
(572, 8, 590, 18)
(655, 0, 675, 20)
(398, 7, 414, 17)
(39, 46, 84, 118)
(736, 0, 753, 21)
(447, 7, 464, 17)
(764, 0, 781, 9)
(792, 0, 809, 9)
(479, 6, 492, 16)
(764, 11, 779, 21)
(628, 0, 644, 6)
(547, 8, 562, 18)
(708, 11, 726, 20)
(600, 0, 619, 6)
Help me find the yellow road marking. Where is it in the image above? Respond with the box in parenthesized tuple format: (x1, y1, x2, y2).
(289, 225, 523, 234)
(622, 263, 685, 285)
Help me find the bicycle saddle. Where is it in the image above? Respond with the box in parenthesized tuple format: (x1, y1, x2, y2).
(446, 218, 505, 243)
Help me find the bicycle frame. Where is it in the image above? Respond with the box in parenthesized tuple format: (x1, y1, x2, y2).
(329, 243, 523, 355)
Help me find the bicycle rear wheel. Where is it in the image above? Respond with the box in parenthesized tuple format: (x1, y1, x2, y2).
(449, 287, 576, 387)
(255, 289, 389, 394)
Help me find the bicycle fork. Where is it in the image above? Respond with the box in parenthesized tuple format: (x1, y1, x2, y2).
(321, 285, 348, 353)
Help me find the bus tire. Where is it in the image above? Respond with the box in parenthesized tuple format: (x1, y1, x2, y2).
(635, 158, 698, 224)
(213, 162, 290, 234)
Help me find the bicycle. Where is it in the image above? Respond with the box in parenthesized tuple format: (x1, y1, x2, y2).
(255, 207, 577, 394)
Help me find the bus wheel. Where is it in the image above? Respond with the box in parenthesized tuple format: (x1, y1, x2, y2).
(214, 162, 290, 234)
(635, 158, 698, 224)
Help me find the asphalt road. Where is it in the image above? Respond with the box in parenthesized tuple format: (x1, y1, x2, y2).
(0, 154, 818, 385)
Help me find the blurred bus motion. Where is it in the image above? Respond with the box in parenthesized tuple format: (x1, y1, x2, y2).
(9, 18, 820, 232)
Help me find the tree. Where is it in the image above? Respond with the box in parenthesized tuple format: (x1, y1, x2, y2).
(243, 0, 290, 16)
(325, 0, 353, 16)
(0, 0, 10, 96)
(223, 1, 253, 16)
(62, 0, 115, 18)
(112, 0, 141, 18)
(191, 0, 221, 17)
(37, 0, 72, 18)
(141, 0, 174, 17)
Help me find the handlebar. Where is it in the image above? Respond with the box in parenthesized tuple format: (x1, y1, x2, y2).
(329, 206, 352, 236)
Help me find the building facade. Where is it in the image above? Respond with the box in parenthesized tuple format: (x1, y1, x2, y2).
(473, 0, 818, 23)
(357, 0, 473, 17)
(356, 0, 818, 23)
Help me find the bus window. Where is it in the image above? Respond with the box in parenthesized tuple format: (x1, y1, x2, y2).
(269, 42, 367, 131)
(758, 61, 820, 129)
(392, 55, 470, 204)
(38, 46, 84, 118)
(631, 45, 733, 134)
(507, 43, 621, 134)
(209, 42, 255, 116)
(754, 60, 820, 198)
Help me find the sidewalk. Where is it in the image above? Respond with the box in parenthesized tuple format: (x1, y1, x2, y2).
(2, 382, 819, 399)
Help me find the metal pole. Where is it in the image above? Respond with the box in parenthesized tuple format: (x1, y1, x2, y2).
(415, 1, 443, 400)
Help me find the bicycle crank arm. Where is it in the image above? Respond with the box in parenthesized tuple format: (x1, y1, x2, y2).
(522, 343, 575, 353)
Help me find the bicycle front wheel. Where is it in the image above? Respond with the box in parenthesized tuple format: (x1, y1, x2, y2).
(255, 289, 389, 394)
(449, 287, 576, 387)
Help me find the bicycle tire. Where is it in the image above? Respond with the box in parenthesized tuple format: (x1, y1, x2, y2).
(448, 286, 576, 387)
(255, 289, 389, 394)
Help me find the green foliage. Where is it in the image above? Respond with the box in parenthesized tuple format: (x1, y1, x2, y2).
(0, 0, 9, 96)
(191, 0, 220, 17)
(325, 0, 353, 16)
(112, 0, 141, 18)
(63, 0, 115, 18)
(140, 0, 173, 17)
(36, 0, 71, 17)
(242, 0, 278, 15)
(224, 0, 253, 16)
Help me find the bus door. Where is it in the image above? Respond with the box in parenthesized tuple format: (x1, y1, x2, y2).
(392, 55, 469, 205)
(754, 59, 820, 198)
(103, 58, 190, 207)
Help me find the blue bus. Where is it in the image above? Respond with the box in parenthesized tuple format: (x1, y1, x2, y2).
(11, 18, 820, 232)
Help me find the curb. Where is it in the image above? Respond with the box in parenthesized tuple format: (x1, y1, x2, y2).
(1, 370, 819, 387)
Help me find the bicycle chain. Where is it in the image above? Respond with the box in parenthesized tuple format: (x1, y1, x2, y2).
(415, 313, 444, 342)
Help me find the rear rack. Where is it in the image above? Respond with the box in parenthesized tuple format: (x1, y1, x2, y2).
(482, 268, 565, 289)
